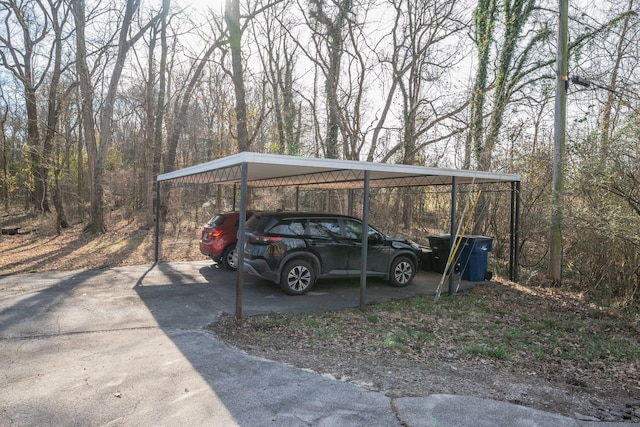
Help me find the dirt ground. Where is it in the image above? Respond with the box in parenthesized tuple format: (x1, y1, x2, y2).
(0, 217, 200, 275)
(1, 214, 639, 422)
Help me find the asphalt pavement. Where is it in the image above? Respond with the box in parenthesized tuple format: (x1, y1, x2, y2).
(0, 260, 635, 426)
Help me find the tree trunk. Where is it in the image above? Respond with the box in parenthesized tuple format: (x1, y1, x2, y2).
(70, 0, 98, 229)
(46, 0, 68, 230)
(309, 0, 351, 159)
(52, 161, 69, 234)
(84, 0, 162, 233)
(0, 106, 8, 210)
(144, 25, 158, 229)
(225, 0, 250, 152)
(151, 1, 169, 228)
(466, 0, 497, 169)
(26, 84, 48, 213)
(92, 0, 137, 233)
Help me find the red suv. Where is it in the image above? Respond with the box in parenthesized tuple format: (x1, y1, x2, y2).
(200, 211, 252, 270)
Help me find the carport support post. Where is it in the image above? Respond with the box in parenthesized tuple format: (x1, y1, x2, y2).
(232, 184, 237, 211)
(509, 181, 521, 282)
(449, 177, 457, 295)
(360, 170, 370, 310)
(154, 181, 161, 263)
(235, 163, 249, 319)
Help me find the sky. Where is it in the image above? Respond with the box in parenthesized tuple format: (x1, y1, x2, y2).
(180, 0, 225, 13)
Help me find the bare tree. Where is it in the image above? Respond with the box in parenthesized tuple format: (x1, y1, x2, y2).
(206, 0, 284, 155)
(464, 0, 497, 169)
(304, 0, 352, 159)
(142, 22, 158, 228)
(0, 91, 8, 210)
(71, 0, 163, 233)
(376, 0, 468, 165)
(366, 0, 467, 228)
(467, 0, 554, 172)
(251, 0, 300, 155)
(69, 0, 97, 221)
(598, 0, 636, 155)
(140, 0, 170, 229)
(224, 0, 250, 152)
(44, 0, 71, 232)
(0, 0, 51, 212)
(165, 38, 223, 173)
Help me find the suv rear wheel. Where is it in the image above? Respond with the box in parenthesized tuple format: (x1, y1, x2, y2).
(389, 256, 414, 287)
(280, 259, 316, 295)
(222, 245, 238, 270)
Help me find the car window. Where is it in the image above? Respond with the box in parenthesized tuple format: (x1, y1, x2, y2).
(246, 215, 278, 232)
(306, 218, 341, 238)
(269, 219, 306, 236)
(343, 219, 362, 240)
(208, 214, 226, 227)
(344, 219, 382, 241)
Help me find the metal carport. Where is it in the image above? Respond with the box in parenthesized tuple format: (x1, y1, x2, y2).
(156, 151, 521, 318)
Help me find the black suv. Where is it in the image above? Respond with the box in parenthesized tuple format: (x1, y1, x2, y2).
(242, 212, 422, 295)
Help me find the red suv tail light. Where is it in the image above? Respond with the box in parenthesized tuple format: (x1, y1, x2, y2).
(202, 228, 224, 240)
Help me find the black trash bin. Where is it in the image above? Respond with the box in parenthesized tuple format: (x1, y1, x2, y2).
(428, 234, 471, 273)
(428, 234, 452, 273)
(420, 247, 434, 272)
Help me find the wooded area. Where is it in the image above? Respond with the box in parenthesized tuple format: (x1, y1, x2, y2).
(0, 0, 638, 305)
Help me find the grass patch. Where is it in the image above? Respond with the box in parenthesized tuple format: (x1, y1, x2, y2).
(304, 318, 319, 328)
(382, 335, 408, 352)
(213, 280, 639, 393)
(465, 344, 509, 360)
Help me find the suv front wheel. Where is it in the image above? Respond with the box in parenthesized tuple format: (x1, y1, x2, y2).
(280, 259, 316, 295)
(389, 256, 415, 287)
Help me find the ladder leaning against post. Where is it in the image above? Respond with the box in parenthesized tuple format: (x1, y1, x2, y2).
(434, 189, 482, 302)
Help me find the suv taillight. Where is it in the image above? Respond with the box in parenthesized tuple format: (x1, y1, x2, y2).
(203, 229, 223, 240)
(248, 233, 282, 244)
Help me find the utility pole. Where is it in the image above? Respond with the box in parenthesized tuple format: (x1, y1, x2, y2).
(549, 0, 568, 285)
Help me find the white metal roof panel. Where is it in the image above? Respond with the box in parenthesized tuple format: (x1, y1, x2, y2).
(157, 152, 520, 188)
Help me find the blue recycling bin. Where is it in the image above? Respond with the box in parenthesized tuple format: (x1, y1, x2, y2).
(459, 235, 493, 281)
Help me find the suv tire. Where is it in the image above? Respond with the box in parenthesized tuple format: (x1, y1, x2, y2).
(280, 259, 316, 295)
(222, 245, 238, 270)
(389, 256, 415, 287)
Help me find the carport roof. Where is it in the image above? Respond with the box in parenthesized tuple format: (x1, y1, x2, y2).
(157, 152, 520, 188)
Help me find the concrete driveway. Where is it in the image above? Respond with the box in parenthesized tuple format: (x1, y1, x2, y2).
(0, 261, 626, 426)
